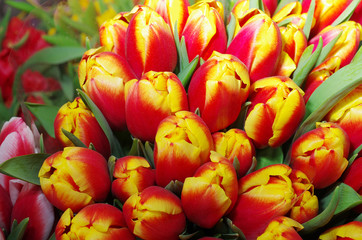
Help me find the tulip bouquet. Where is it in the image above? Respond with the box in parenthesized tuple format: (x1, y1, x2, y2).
(0, 0, 362, 239)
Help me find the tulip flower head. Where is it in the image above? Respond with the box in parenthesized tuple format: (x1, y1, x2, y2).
(244, 76, 306, 148)
(123, 186, 186, 240)
(319, 221, 362, 240)
(38, 147, 111, 212)
(291, 122, 350, 189)
(54, 97, 111, 157)
(55, 203, 135, 240)
(125, 71, 188, 142)
(78, 47, 137, 130)
(112, 156, 155, 203)
(188, 52, 250, 133)
(257, 216, 303, 240)
(154, 111, 214, 187)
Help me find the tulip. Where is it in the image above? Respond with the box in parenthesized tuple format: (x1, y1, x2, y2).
(263, 0, 278, 16)
(288, 170, 319, 223)
(227, 12, 282, 83)
(272, 1, 302, 23)
(257, 216, 303, 240)
(55, 203, 135, 240)
(244, 76, 306, 148)
(342, 157, 362, 212)
(309, 21, 362, 68)
(181, 152, 238, 228)
(54, 97, 110, 157)
(154, 111, 214, 187)
(11, 183, 54, 240)
(182, 0, 227, 61)
(38, 147, 111, 212)
(0, 117, 38, 192)
(112, 156, 155, 203)
(78, 47, 137, 130)
(319, 221, 362, 240)
(188, 52, 250, 133)
(123, 186, 186, 240)
(125, 71, 188, 142)
(291, 122, 350, 189)
(231, 0, 271, 19)
(144, 0, 189, 36)
(303, 56, 341, 102)
(126, 5, 177, 78)
(0, 185, 12, 233)
(324, 85, 362, 153)
(301, 0, 354, 37)
(99, 12, 132, 58)
(227, 164, 298, 240)
(279, 24, 308, 65)
(212, 128, 255, 177)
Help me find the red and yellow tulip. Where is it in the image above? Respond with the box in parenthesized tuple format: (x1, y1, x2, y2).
(126, 5, 177, 78)
(342, 157, 362, 212)
(227, 12, 282, 83)
(78, 47, 137, 130)
(291, 122, 350, 189)
(228, 164, 298, 240)
(112, 156, 155, 203)
(55, 203, 135, 240)
(182, 0, 227, 61)
(181, 152, 238, 228)
(212, 128, 255, 177)
(319, 221, 362, 240)
(154, 111, 214, 187)
(257, 216, 304, 240)
(123, 186, 186, 240)
(324, 85, 362, 153)
(38, 147, 111, 212)
(244, 76, 305, 148)
(188, 52, 250, 133)
(54, 97, 110, 157)
(125, 71, 188, 142)
(272, 1, 302, 24)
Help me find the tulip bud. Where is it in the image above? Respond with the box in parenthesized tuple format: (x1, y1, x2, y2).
(181, 152, 238, 228)
(54, 97, 110, 157)
(11, 183, 54, 240)
(227, 12, 282, 83)
(319, 221, 362, 240)
(288, 170, 319, 223)
(126, 5, 177, 78)
(324, 85, 362, 153)
(55, 203, 135, 240)
(154, 111, 214, 187)
(0, 185, 12, 233)
(257, 216, 304, 240)
(231, 0, 271, 20)
(123, 186, 186, 240)
(78, 47, 137, 130)
(291, 122, 350, 189)
(303, 56, 341, 102)
(212, 128, 255, 177)
(244, 76, 306, 148)
(144, 0, 189, 36)
(182, 0, 227, 61)
(188, 52, 250, 133)
(99, 12, 133, 58)
(272, 1, 302, 24)
(112, 156, 155, 203)
(228, 164, 298, 240)
(125, 71, 188, 142)
(279, 24, 308, 65)
(38, 147, 111, 212)
(309, 21, 362, 68)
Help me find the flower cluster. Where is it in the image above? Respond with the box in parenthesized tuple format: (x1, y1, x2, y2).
(0, 0, 362, 240)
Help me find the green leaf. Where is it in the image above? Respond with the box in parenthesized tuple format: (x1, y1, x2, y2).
(0, 8, 11, 50)
(315, 32, 342, 67)
(174, 22, 191, 72)
(348, 144, 362, 167)
(61, 128, 87, 148)
(354, 214, 362, 222)
(227, 13, 236, 47)
(255, 147, 283, 170)
(39, 134, 45, 154)
(300, 186, 340, 235)
(293, 37, 323, 87)
(48, 233, 56, 240)
(59, 15, 98, 36)
(128, 138, 139, 156)
(178, 55, 199, 87)
(144, 141, 155, 169)
(0, 153, 50, 185)
(77, 89, 123, 157)
(351, 45, 362, 63)
(331, 0, 362, 26)
(249, 0, 264, 11)
(303, 0, 315, 39)
(277, 18, 293, 27)
(25, 103, 59, 138)
(108, 155, 116, 182)
(7, 218, 29, 240)
(334, 183, 362, 215)
(42, 34, 80, 47)
(8, 31, 29, 50)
